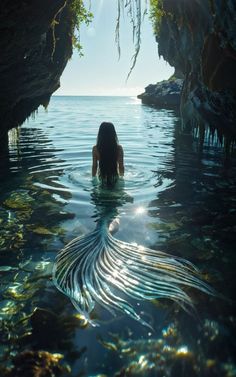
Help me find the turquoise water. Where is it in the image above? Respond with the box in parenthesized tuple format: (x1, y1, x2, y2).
(0, 96, 236, 376)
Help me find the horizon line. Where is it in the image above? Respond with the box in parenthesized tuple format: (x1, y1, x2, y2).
(52, 94, 141, 97)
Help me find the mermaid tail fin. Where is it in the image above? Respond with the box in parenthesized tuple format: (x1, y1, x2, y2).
(53, 225, 214, 327)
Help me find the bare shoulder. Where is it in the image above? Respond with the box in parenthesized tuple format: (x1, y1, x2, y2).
(92, 145, 98, 154)
(118, 144, 124, 154)
(117, 145, 124, 162)
(92, 145, 99, 159)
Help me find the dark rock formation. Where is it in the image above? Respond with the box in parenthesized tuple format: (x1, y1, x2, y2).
(0, 0, 73, 145)
(138, 76, 183, 109)
(150, 0, 236, 139)
(3, 350, 69, 377)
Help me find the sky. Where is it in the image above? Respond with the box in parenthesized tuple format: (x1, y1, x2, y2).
(55, 0, 174, 96)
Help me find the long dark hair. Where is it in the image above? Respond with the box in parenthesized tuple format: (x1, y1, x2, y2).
(96, 122, 119, 186)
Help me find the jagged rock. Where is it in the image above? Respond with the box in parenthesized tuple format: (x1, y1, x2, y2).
(149, 0, 236, 139)
(0, 0, 73, 144)
(138, 77, 183, 109)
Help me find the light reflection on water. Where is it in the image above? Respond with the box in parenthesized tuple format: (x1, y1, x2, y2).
(0, 96, 236, 376)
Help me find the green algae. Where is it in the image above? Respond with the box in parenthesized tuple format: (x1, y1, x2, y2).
(0, 260, 87, 373)
(3, 191, 34, 211)
(97, 320, 236, 376)
(0, 175, 80, 375)
(26, 225, 56, 236)
(147, 220, 181, 232)
(1, 110, 236, 377)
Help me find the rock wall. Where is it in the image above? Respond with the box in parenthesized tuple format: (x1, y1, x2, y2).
(1, 0, 235, 144)
(138, 76, 183, 109)
(0, 0, 73, 145)
(151, 0, 236, 139)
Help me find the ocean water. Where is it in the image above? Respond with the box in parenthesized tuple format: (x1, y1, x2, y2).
(0, 96, 236, 376)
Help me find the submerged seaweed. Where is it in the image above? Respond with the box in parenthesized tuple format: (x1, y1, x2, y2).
(1, 100, 236, 376)
(97, 321, 236, 377)
(1, 350, 70, 377)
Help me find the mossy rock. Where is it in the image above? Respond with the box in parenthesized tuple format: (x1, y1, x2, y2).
(27, 225, 55, 236)
(148, 221, 181, 232)
(15, 210, 33, 222)
(3, 191, 34, 211)
(0, 236, 5, 247)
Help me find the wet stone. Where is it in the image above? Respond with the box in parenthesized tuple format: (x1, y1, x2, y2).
(3, 191, 34, 211)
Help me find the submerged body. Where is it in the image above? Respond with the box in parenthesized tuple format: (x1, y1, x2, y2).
(53, 122, 214, 326)
(53, 179, 214, 327)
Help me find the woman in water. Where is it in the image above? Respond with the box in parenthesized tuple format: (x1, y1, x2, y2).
(53, 123, 213, 328)
(92, 122, 124, 185)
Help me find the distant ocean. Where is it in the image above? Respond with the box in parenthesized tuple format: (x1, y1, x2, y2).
(1, 95, 236, 376)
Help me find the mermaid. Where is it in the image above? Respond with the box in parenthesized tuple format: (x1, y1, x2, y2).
(92, 122, 124, 185)
(53, 122, 214, 327)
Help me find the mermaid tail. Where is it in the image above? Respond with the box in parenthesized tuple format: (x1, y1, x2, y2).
(53, 220, 213, 327)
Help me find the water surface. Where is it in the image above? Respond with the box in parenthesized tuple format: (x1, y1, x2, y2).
(0, 96, 235, 376)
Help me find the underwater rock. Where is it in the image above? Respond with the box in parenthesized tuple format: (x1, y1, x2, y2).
(97, 320, 236, 377)
(26, 225, 56, 236)
(5, 350, 69, 377)
(99, 323, 198, 377)
(29, 307, 89, 349)
(3, 191, 34, 211)
(138, 77, 183, 109)
(149, 0, 236, 139)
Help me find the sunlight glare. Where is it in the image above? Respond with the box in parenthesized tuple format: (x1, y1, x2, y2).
(135, 206, 146, 215)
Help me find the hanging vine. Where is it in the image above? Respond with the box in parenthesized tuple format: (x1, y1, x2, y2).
(116, 0, 148, 80)
(68, 0, 165, 77)
(69, 0, 93, 55)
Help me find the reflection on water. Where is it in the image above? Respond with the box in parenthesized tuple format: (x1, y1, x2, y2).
(90, 177, 132, 223)
(53, 175, 213, 330)
(0, 96, 236, 376)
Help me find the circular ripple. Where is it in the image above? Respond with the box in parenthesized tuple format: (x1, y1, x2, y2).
(67, 163, 155, 193)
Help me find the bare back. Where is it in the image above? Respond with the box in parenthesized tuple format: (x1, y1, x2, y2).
(92, 145, 124, 177)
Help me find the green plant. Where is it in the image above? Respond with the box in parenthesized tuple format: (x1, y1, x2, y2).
(149, 0, 167, 35)
(116, 0, 171, 79)
(70, 0, 93, 55)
